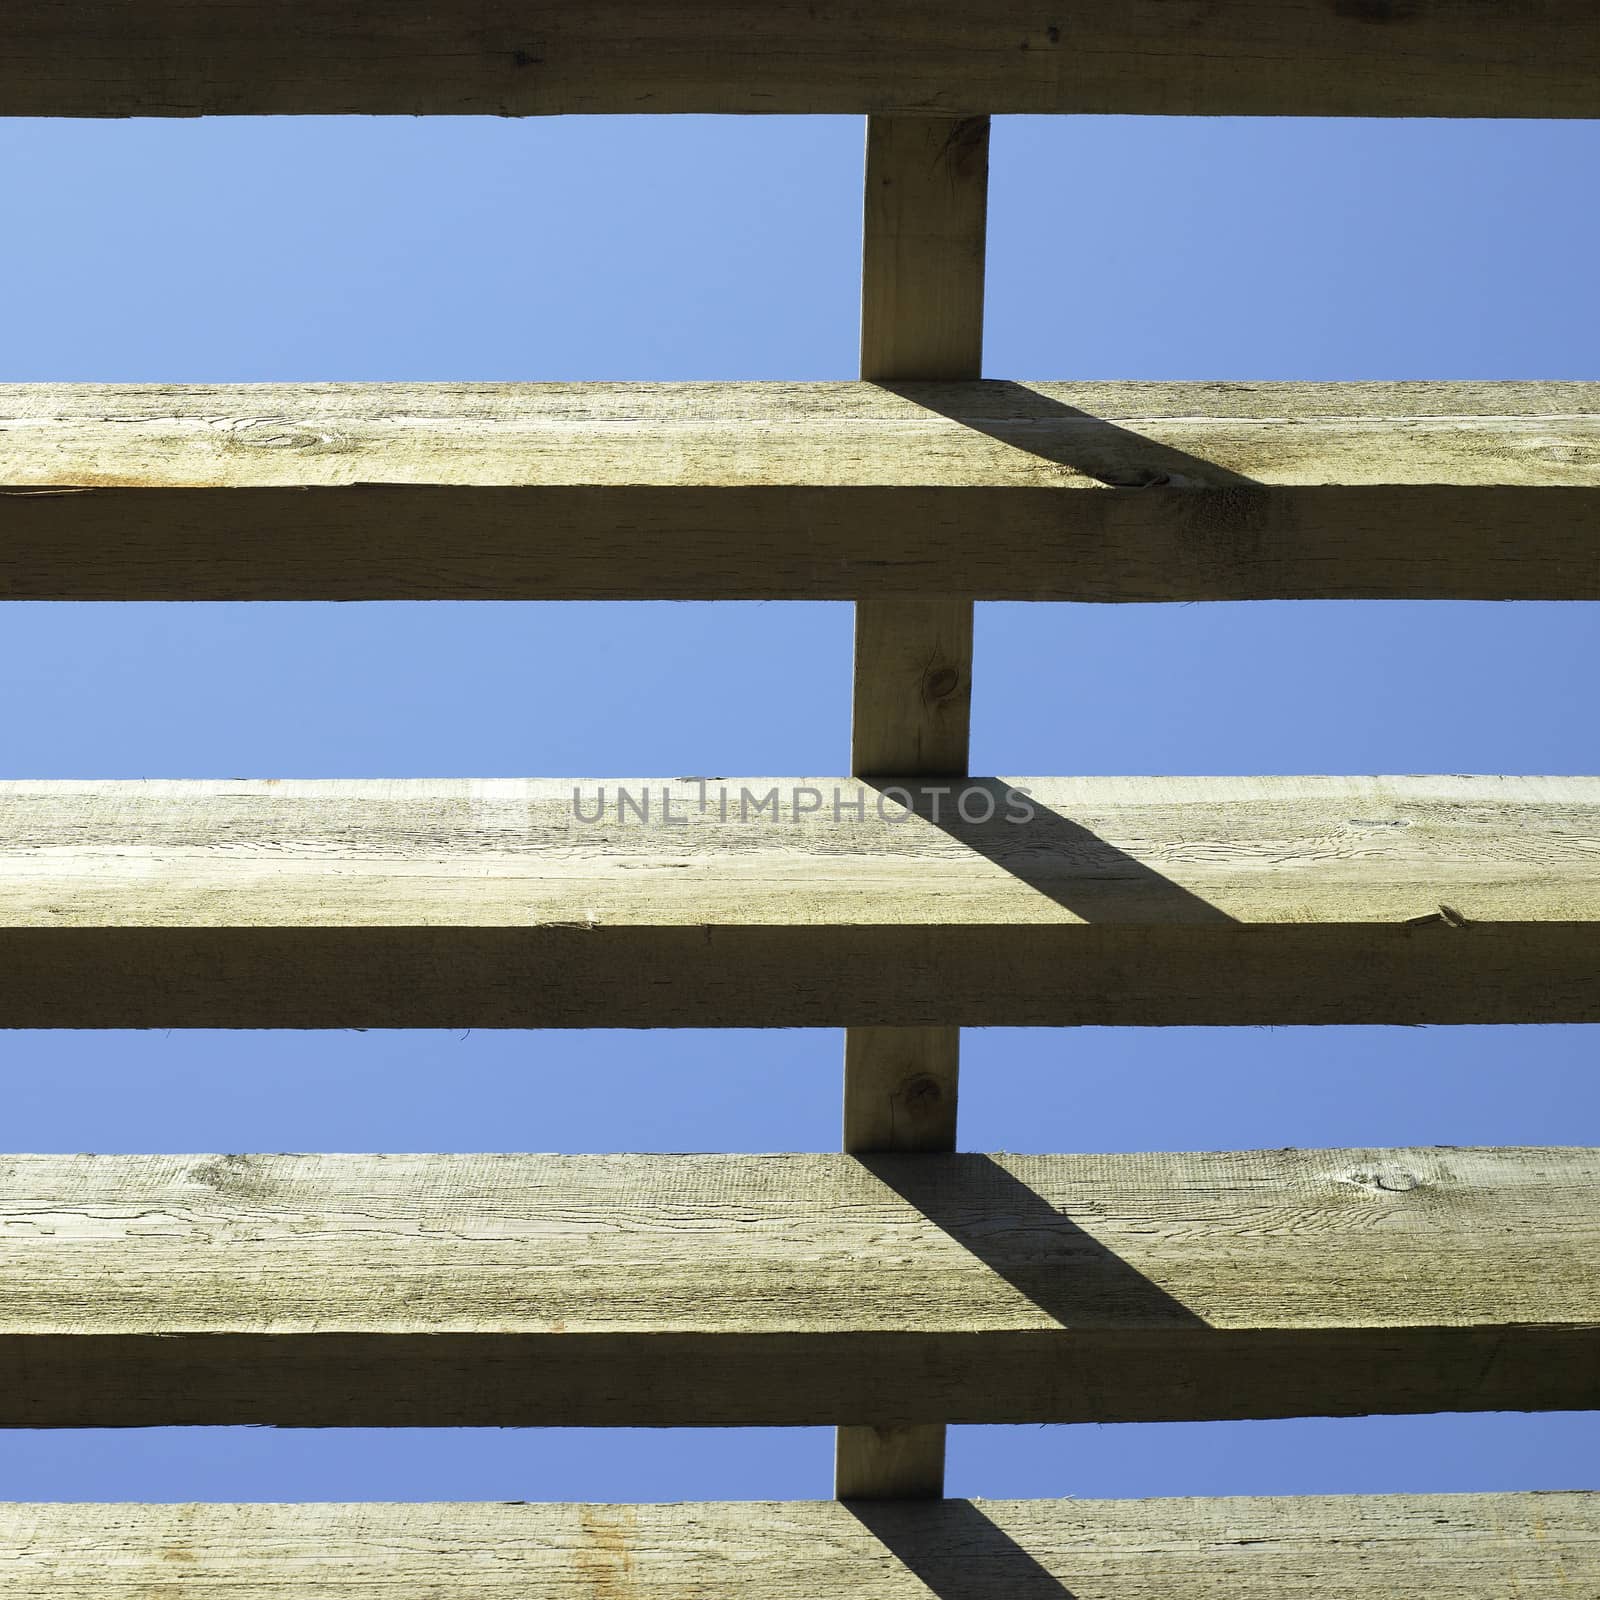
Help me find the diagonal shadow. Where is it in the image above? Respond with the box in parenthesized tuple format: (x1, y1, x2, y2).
(847, 1500, 1076, 1599)
(857, 1150, 1206, 1329)
(848, 782, 1221, 1325)
(863, 777, 1240, 925)
(875, 378, 1264, 489)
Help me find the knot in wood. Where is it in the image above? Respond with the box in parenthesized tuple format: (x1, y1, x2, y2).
(1346, 1165, 1424, 1194)
(899, 1073, 945, 1114)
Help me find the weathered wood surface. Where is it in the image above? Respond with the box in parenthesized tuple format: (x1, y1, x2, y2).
(851, 602, 974, 768)
(1, 1148, 1595, 1427)
(5, 1495, 1597, 1597)
(4, 2, 1598, 118)
(4, 381, 1597, 601)
(850, 122, 986, 773)
(848, 119, 981, 824)
(859, 120, 988, 388)
(842, 1028, 961, 1155)
(2, 775, 1597, 1029)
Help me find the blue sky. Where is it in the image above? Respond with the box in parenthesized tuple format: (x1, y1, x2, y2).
(0, 112, 1595, 1502)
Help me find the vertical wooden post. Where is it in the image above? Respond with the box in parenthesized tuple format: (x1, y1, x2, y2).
(858, 116, 989, 386)
(837, 113, 990, 1502)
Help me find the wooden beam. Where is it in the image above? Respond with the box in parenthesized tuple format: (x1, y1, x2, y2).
(4, 381, 1597, 601)
(2, 1148, 1596, 1428)
(843, 113, 989, 1499)
(850, 599, 974, 773)
(6, 1494, 1597, 1595)
(859, 120, 988, 388)
(842, 1029, 961, 1155)
(1, 775, 1596, 1029)
(850, 119, 986, 773)
(4, 3, 1598, 118)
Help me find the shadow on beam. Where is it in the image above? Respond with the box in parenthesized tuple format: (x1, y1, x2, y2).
(847, 1500, 1076, 1599)
(856, 1152, 1206, 1329)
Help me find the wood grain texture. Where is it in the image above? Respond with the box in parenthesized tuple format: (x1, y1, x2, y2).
(850, 602, 974, 775)
(860, 119, 987, 384)
(837, 1425, 949, 1502)
(5, 1495, 1597, 1597)
(5, 381, 1596, 601)
(851, 123, 985, 773)
(1, 1148, 1595, 1427)
(1, 775, 1596, 1029)
(842, 1028, 960, 1154)
(4, 3, 1598, 117)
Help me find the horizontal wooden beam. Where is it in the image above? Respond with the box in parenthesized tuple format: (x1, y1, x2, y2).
(1, 775, 1596, 1029)
(1, 1148, 1595, 1427)
(4, 3, 1598, 118)
(7, 1494, 1597, 1595)
(3, 382, 1597, 601)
